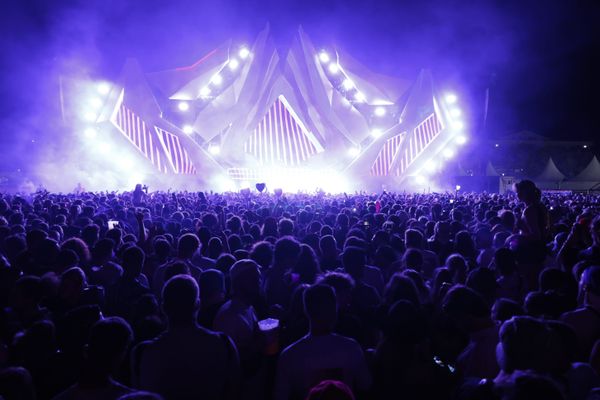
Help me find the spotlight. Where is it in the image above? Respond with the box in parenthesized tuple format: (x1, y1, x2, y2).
(84, 127, 97, 138)
(97, 142, 111, 154)
(319, 52, 330, 63)
(583, 144, 588, 149)
(182, 125, 194, 135)
(211, 74, 223, 85)
(199, 87, 211, 97)
(342, 79, 354, 90)
(239, 47, 250, 59)
(120, 157, 134, 170)
(452, 121, 464, 130)
(455, 184, 461, 191)
(348, 147, 360, 157)
(97, 83, 110, 95)
(208, 144, 221, 155)
(398, 117, 403, 124)
(445, 93, 458, 104)
(371, 129, 383, 139)
(374, 107, 386, 117)
(90, 97, 103, 109)
(415, 175, 427, 185)
(424, 160, 437, 172)
(354, 91, 366, 102)
(495, 143, 500, 148)
(450, 108, 461, 118)
(443, 148, 455, 159)
(455, 135, 467, 145)
(83, 111, 97, 122)
(228, 58, 239, 70)
(328, 63, 340, 74)
(178, 101, 190, 112)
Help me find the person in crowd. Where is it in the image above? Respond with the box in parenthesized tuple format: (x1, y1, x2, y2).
(133, 275, 240, 399)
(274, 284, 371, 400)
(1, 186, 600, 400)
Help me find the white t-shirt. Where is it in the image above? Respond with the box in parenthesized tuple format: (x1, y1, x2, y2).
(274, 333, 371, 400)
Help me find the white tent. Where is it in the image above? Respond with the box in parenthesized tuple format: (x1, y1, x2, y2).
(573, 156, 600, 182)
(485, 161, 500, 177)
(535, 157, 565, 189)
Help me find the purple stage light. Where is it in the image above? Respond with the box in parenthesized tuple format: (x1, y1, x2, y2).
(374, 107, 386, 117)
(445, 93, 457, 104)
(239, 47, 250, 59)
(182, 125, 194, 134)
(319, 52, 330, 63)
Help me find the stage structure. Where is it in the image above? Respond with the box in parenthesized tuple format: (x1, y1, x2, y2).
(90, 26, 467, 192)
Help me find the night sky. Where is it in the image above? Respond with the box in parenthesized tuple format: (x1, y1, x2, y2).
(1, 0, 599, 168)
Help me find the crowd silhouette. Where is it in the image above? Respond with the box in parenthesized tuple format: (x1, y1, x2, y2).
(1, 180, 600, 399)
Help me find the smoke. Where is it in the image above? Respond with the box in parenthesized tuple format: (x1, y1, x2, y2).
(1, 0, 597, 191)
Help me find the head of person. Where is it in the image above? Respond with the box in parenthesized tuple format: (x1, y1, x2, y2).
(198, 269, 225, 303)
(592, 215, 600, 246)
(317, 271, 355, 311)
(304, 284, 337, 334)
(341, 246, 366, 280)
(442, 285, 490, 332)
(278, 218, 294, 237)
(229, 259, 261, 301)
(86, 317, 133, 376)
(514, 180, 541, 205)
(497, 316, 548, 373)
(121, 245, 144, 279)
(319, 235, 338, 258)
(579, 265, 600, 308)
(249, 241, 273, 269)
(491, 298, 523, 324)
(177, 233, 200, 259)
(404, 229, 424, 249)
(293, 244, 321, 284)
(162, 275, 199, 326)
(273, 236, 301, 269)
(306, 380, 355, 400)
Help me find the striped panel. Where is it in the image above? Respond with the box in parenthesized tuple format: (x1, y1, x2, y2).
(370, 133, 405, 176)
(113, 104, 169, 173)
(396, 113, 443, 176)
(244, 98, 319, 166)
(155, 127, 197, 175)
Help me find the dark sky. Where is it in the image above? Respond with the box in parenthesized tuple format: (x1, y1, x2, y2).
(1, 0, 599, 157)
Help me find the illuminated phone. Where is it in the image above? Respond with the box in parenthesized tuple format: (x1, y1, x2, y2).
(108, 220, 120, 230)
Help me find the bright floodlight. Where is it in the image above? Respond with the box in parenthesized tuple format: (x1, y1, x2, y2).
(239, 47, 250, 59)
(90, 97, 103, 109)
(371, 128, 383, 139)
(495, 143, 500, 148)
(328, 63, 340, 74)
(208, 144, 221, 155)
(84, 127, 97, 139)
(97, 83, 110, 95)
(120, 157, 134, 170)
(455, 135, 467, 145)
(583, 144, 588, 149)
(211, 74, 223, 85)
(182, 125, 194, 135)
(374, 106, 386, 117)
(424, 160, 437, 172)
(445, 93, 458, 104)
(455, 184, 461, 191)
(97, 142, 111, 154)
(178, 101, 190, 112)
(228, 58, 240, 70)
(342, 79, 354, 90)
(83, 111, 97, 122)
(199, 87, 211, 97)
(443, 148, 455, 159)
(415, 175, 427, 185)
(348, 147, 360, 157)
(319, 52, 330, 63)
(450, 108, 461, 118)
(453, 121, 464, 130)
(354, 91, 366, 102)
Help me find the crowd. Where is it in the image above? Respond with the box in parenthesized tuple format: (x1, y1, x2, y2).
(1, 181, 600, 399)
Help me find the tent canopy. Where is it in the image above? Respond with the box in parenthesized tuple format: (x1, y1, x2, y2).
(536, 157, 565, 182)
(572, 156, 600, 182)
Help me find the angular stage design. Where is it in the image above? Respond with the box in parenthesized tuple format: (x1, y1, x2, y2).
(93, 26, 466, 191)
